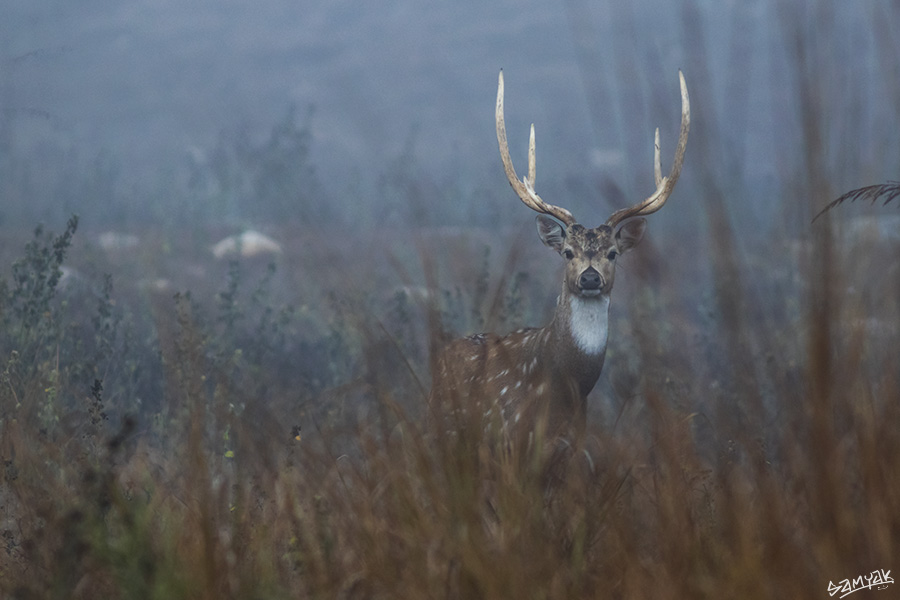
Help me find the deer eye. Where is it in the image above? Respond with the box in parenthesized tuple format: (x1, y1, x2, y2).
(563, 249, 574, 260)
(607, 249, 619, 261)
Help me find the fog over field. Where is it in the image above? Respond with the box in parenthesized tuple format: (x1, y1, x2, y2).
(3, 1, 898, 231)
(2, 3, 899, 597)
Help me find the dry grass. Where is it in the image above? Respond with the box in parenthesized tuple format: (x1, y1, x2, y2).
(0, 209, 897, 599)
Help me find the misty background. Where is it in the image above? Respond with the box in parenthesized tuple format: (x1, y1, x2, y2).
(1, 1, 899, 235)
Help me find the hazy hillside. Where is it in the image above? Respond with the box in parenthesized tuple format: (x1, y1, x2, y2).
(2, 1, 898, 229)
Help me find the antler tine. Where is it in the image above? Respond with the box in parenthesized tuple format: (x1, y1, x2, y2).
(653, 128, 662, 187)
(496, 70, 576, 226)
(528, 124, 536, 188)
(607, 70, 690, 228)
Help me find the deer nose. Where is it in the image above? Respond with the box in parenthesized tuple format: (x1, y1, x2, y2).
(579, 267, 602, 290)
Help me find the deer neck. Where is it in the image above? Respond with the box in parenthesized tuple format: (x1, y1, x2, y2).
(541, 287, 610, 394)
(562, 292, 610, 356)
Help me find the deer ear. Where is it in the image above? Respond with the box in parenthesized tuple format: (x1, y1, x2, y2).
(615, 218, 646, 254)
(536, 215, 566, 252)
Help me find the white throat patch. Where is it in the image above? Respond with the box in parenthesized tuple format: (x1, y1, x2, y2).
(568, 295, 610, 355)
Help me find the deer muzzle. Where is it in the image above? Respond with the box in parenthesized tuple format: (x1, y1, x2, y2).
(578, 267, 604, 295)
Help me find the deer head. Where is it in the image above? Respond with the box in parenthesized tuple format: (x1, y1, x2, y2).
(496, 69, 690, 302)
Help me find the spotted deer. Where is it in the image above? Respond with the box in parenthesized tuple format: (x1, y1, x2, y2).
(429, 70, 690, 438)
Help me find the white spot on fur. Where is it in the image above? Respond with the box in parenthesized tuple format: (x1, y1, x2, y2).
(568, 295, 610, 355)
(500, 386, 508, 396)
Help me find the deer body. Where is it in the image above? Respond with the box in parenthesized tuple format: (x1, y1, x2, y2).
(430, 71, 690, 436)
(432, 298, 608, 431)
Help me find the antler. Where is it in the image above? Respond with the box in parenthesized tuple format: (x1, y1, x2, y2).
(606, 71, 690, 228)
(496, 70, 576, 227)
